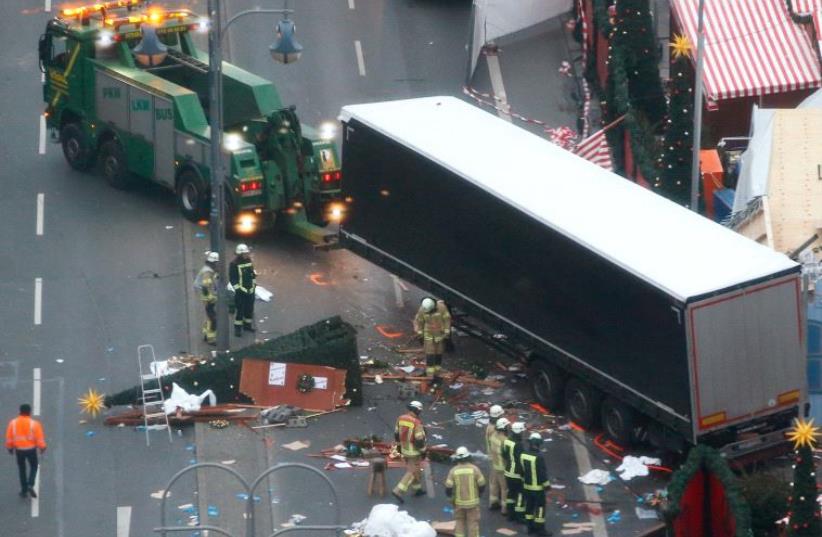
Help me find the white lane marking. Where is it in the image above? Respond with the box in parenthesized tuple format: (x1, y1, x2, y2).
(570, 432, 608, 537)
(423, 462, 435, 499)
(31, 472, 39, 517)
(348, 0, 355, 9)
(117, 506, 132, 537)
(45, 0, 51, 13)
(33, 368, 42, 416)
(41, 72, 45, 83)
(354, 40, 366, 76)
(34, 278, 43, 325)
(36, 193, 45, 236)
(485, 54, 512, 122)
(38, 115, 47, 155)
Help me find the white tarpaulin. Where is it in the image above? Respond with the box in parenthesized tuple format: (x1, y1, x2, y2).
(470, 0, 572, 76)
(733, 106, 776, 213)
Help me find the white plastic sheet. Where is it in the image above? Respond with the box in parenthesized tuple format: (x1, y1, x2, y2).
(615, 456, 661, 481)
(162, 383, 216, 415)
(578, 469, 612, 486)
(354, 504, 436, 537)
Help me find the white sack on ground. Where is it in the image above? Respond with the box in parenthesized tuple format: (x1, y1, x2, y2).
(578, 469, 612, 486)
(256, 285, 273, 302)
(615, 456, 661, 481)
(162, 382, 216, 415)
(353, 504, 436, 537)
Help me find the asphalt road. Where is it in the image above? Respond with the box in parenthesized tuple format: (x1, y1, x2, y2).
(0, 2, 661, 536)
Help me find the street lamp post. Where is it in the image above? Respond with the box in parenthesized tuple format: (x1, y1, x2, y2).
(203, 0, 302, 351)
(689, 0, 706, 212)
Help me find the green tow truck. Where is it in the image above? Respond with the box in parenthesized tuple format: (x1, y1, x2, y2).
(38, 0, 342, 239)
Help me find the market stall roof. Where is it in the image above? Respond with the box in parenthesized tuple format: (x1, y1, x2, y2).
(671, 0, 822, 102)
(340, 97, 798, 302)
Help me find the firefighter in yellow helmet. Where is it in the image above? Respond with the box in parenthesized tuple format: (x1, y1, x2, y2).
(445, 446, 486, 537)
(194, 251, 219, 346)
(413, 297, 451, 378)
(392, 400, 427, 503)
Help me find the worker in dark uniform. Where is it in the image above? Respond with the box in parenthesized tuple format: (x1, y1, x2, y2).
(228, 243, 256, 337)
(502, 421, 526, 522)
(519, 432, 551, 535)
(194, 251, 219, 345)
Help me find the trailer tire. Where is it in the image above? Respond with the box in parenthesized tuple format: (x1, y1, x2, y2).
(600, 398, 636, 445)
(176, 169, 210, 221)
(99, 140, 134, 190)
(61, 123, 94, 171)
(564, 379, 601, 429)
(530, 361, 565, 410)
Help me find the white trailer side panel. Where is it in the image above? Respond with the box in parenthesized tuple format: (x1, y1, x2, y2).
(688, 275, 805, 436)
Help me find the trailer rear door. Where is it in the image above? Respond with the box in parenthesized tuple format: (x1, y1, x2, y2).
(688, 276, 804, 436)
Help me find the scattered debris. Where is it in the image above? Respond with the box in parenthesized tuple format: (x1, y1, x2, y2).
(282, 440, 311, 451)
(255, 286, 273, 302)
(496, 528, 517, 536)
(578, 469, 612, 486)
(208, 419, 229, 429)
(615, 456, 661, 481)
(221, 459, 236, 465)
(150, 490, 168, 499)
(455, 410, 489, 426)
(561, 522, 594, 535)
(635, 506, 659, 520)
(431, 520, 456, 535)
(606, 510, 622, 524)
(281, 514, 307, 528)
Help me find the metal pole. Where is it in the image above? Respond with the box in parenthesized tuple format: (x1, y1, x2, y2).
(208, 0, 230, 351)
(689, 0, 706, 212)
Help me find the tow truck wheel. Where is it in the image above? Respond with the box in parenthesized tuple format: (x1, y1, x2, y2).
(530, 361, 565, 410)
(61, 123, 93, 171)
(600, 397, 636, 446)
(176, 169, 209, 221)
(99, 140, 134, 190)
(564, 379, 602, 430)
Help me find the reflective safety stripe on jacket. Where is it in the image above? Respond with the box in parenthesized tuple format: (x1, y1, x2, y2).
(395, 413, 425, 456)
(445, 463, 486, 508)
(414, 311, 449, 341)
(520, 452, 550, 491)
(503, 438, 521, 478)
(195, 266, 217, 303)
(5, 416, 46, 450)
(489, 431, 506, 471)
(229, 258, 256, 293)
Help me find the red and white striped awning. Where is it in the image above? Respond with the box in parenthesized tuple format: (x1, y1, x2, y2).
(671, 0, 822, 102)
(791, 0, 822, 14)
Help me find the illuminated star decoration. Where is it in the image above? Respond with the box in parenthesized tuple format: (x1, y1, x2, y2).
(669, 34, 692, 60)
(78, 388, 106, 418)
(786, 418, 820, 450)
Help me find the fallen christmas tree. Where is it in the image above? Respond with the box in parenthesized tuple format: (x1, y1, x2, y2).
(105, 316, 362, 407)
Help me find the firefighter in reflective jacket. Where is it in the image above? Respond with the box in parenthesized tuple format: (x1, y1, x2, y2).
(445, 446, 486, 537)
(414, 297, 451, 377)
(194, 251, 219, 345)
(488, 417, 510, 514)
(485, 405, 506, 510)
(502, 421, 526, 521)
(392, 400, 427, 502)
(519, 432, 551, 535)
(228, 243, 256, 337)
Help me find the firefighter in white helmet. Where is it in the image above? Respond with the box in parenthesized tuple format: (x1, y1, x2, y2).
(445, 446, 486, 537)
(503, 421, 527, 521)
(413, 297, 451, 379)
(193, 251, 219, 345)
(392, 400, 427, 503)
(485, 405, 506, 510)
(228, 243, 256, 337)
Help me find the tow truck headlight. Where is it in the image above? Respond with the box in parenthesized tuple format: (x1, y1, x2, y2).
(234, 213, 258, 235)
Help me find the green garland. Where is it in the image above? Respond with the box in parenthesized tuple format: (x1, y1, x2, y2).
(665, 444, 753, 537)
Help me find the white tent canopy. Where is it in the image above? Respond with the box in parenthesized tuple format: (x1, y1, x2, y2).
(469, 0, 572, 76)
(732, 106, 776, 213)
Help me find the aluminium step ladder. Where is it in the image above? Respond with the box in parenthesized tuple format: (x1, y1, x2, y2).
(137, 344, 173, 446)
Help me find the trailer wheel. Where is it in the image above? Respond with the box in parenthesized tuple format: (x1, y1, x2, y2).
(61, 123, 93, 171)
(564, 379, 602, 429)
(176, 169, 209, 221)
(600, 398, 636, 445)
(99, 140, 134, 190)
(530, 361, 565, 410)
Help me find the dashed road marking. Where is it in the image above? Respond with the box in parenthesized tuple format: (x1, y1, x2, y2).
(38, 115, 47, 155)
(570, 432, 608, 537)
(117, 506, 132, 537)
(354, 40, 366, 76)
(348, 0, 355, 9)
(33, 368, 42, 416)
(34, 278, 43, 325)
(45, 0, 51, 13)
(36, 193, 44, 236)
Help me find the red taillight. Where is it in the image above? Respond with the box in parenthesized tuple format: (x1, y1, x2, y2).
(322, 173, 332, 182)
(322, 171, 341, 183)
(334, 171, 342, 180)
(239, 181, 262, 193)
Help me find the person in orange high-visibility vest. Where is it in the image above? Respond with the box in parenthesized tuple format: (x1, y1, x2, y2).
(6, 404, 47, 498)
(392, 400, 427, 503)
